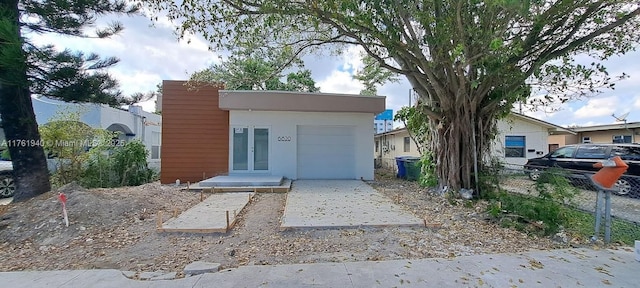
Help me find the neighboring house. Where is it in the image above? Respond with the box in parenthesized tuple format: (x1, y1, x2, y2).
(160, 80, 385, 184)
(374, 113, 575, 172)
(554, 122, 640, 145)
(493, 113, 575, 167)
(373, 128, 421, 170)
(30, 97, 162, 169)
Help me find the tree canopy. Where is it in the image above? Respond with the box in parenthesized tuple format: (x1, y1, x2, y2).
(147, 0, 640, 194)
(190, 48, 320, 92)
(353, 54, 398, 96)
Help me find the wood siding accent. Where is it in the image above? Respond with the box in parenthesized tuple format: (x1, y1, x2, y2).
(161, 81, 229, 184)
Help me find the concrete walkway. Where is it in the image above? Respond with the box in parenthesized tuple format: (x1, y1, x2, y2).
(281, 180, 423, 229)
(1, 248, 637, 287)
(160, 192, 254, 233)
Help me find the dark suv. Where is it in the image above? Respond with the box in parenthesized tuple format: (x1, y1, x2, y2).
(524, 143, 640, 195)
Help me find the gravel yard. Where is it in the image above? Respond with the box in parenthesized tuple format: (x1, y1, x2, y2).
(0, 170, 571, 276)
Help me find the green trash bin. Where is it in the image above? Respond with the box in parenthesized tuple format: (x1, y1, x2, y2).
(403, 157, 422, 181)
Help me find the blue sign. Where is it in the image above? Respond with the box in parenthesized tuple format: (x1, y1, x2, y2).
(375, 109, 393, 120)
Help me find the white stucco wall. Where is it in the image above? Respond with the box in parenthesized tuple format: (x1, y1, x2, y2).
(493, 115, 549, 167)
(230, 111, 375, 180)
(33, 97, 102, 127)
(31, 97, 162, 165)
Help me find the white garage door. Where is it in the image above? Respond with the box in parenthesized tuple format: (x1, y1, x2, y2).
(297, 125, 355, 179)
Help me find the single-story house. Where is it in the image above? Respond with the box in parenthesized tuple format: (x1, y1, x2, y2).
(550, 122, 640, 145)
(493, 113, 575, 167)
(29, 97, 162, 169)
(160, 80, 385, 184)
(373, 128, 421, 170)
(374, 112, 575, 172)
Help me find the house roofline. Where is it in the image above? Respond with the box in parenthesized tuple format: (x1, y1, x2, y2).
(374, 113, 576, 137)
(375, 127, 408, 136)
(219, 90, 386, 114)
(510, 112, 576, 135)
(569, 122, 640, 132)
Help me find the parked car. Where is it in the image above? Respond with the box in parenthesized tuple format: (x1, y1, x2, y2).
(0, 160, 14, 198)
(524, 143, 640, 195)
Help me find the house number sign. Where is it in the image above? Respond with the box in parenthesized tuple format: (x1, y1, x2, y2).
(277, 136, 292, 142)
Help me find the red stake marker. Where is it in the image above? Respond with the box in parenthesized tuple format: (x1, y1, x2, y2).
(58, 192, 69, 227)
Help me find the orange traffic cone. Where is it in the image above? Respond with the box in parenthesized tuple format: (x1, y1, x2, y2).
(591, 156, 628, 189)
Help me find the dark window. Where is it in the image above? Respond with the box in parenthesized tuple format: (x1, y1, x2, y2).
(375, 140, 379, 152)
(612, 135, 632, 143)
(575, 145, 608, 159)
(611, 146, 640, 161)
(505, 136, 525, 158)
(403, 137, 410, 152)
(550, 146, 576, 158)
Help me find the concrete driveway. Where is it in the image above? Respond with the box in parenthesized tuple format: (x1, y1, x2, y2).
(281, 180, 423, 229)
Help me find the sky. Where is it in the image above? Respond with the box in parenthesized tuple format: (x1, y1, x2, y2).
(28, 14, 640, 129)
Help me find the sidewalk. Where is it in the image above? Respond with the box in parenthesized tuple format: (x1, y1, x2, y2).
(1, 248, 637, 287)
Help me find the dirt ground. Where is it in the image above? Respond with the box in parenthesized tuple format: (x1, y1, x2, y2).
(0, 170, 571, 275)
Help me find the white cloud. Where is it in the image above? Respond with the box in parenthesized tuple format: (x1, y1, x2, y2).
(316, 70, 363, 94)
(111, 70, 162, 94)
(341, 46, 365, 73)
(574, 96, 617, 119)
(27, 15, 217, 112)
(178, 31, 211, 52)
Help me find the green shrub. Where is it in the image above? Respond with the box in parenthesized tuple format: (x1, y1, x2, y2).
(81, 140, 154, 188)
(0, 148, 10, 160)
(486, 168, 577, 236)
(488, 192, 567, 235)
(38, 109, 114, 188)
(477, 157, 505, 199)
(417, 152, 438, 187)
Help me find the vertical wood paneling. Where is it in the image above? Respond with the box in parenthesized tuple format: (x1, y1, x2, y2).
(160, 81, 229, 183)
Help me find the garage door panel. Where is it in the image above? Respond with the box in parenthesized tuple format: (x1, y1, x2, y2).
(298, 126, 352, 136)
(297, 135, 353, 145)
(297, 125, 355, 179)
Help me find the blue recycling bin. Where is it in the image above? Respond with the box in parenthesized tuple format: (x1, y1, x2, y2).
(396, 157, 408, 178)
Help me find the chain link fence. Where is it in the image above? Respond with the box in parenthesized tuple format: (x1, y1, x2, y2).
(495, 165, 640, 223)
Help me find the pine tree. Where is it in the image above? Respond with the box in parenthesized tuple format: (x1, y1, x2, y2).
(0, 0, 138, 201)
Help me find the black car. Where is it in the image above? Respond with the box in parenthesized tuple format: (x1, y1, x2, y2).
(524, 143, 640, 195)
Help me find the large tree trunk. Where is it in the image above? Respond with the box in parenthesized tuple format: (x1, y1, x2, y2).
(0, 0, 52, 201)
(425, 97, 497, 196)
(0, 86, 51, 201)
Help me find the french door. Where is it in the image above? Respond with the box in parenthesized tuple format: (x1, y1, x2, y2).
(231, 126, 270, 172)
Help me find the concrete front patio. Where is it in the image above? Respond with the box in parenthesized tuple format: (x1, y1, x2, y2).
(281, 180, 424, 229)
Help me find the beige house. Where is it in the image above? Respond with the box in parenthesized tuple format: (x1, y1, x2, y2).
(374, 128, 421, 170)
(551, 122, 640, 146)
(374, 113, 574, 172)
